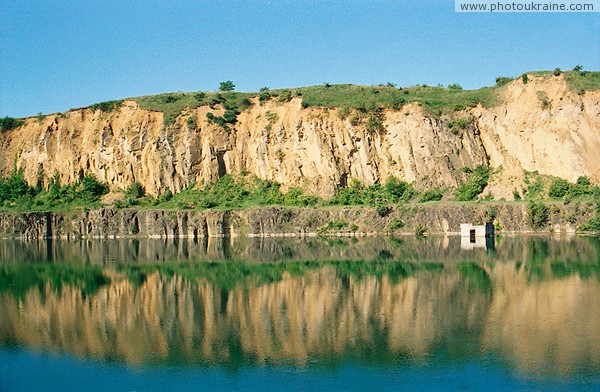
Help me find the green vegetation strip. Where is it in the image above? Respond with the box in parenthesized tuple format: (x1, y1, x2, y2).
(2, 253, 599, 300)
(121, 258, 446, 289)
(0, 258, 445, 298)
(0, 171, 108, 212)
(0, 263, 109, 299)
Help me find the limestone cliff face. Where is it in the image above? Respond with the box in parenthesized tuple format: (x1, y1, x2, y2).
(1, 75, 598, 197)
(475, 76, 600, 198)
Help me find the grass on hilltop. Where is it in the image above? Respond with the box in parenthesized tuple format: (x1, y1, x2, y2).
(4, 70, 600, 125)
(524, 69, 600, 92)
(284, 83, 503, 114)
(564, 71, 600, 93)
(126, 71, 599, 127)
(127, 82, 504, 127)
(132, 91, 254, 126)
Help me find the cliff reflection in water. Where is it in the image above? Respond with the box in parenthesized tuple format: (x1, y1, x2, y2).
(0, 236, 599, 378)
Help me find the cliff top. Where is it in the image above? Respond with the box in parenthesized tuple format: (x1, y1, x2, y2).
(2, 70, 598, 129)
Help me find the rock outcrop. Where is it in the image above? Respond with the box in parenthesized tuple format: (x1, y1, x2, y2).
(0, 202, 595, 239)
(1, 74, 598, 198)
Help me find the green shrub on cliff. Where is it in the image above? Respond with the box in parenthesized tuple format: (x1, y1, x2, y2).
(329, 177, 415, 206)
(527, 200, 549, 229)
(547, 176, 599, 199)
(548, 178, 571, 198)
(80, 175, 109, 201)
(456, 165, 491, 201)
(578, 200, 600, 233)
(89, 100, 123, 113)
(125, 182, 145, 199)
(155, 175, 318, 210)
(0, 117, 24, 132)
(0, 171, 109, 211)
(0, 170, 34, 203)
(419, 188, 443, 203)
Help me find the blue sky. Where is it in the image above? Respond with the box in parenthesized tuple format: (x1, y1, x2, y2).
(1, 0, 598, 117)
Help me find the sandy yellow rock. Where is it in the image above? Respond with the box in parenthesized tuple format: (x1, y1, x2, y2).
(1, 75, 598, 198)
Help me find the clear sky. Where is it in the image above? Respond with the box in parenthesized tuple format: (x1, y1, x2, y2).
(1, 0, 598, 117)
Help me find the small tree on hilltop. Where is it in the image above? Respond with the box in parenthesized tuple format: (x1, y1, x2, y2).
(219, 81, 235, 92)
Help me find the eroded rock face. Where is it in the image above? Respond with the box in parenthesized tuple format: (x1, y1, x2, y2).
(0, 203, 595, 239)
(475, 76, 600, 198)
(1, 75, 599, 198)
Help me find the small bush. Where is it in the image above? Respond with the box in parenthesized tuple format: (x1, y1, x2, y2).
(553, 68, 562, 76)
(327, 219, 348, 231)
(206, 100, 240, 130)
(446, 117, 471, 132)
(80, 175, 109, 201)
(0, 117, 24, 131)
(419, 188, 443, 202)
(523, 172, 544, 199)
(187, 116, 197, 128)
(415, 225, 427, 237)
(548, 178, 570, 198)
(158, 94, 181, 104)
(349, 114, 361, 126)
(527, 200, 549, 229)
(259, 88, 272, 104)
(219, 81, 235, 92)
(537, 91, 551, 110)
(125, 182, 145, 199)
(277, 90, 293, 103)
(576, 176, 591, 187)
(375, 203, 391, 217)
(513, 189, 522, 200)
(456, 165, 491, 201)
(390, 97, 406, 110)
(386, 218, 404, 232)
(159, 189, 173, 203)
(484, 205, 497, 221)
(522, 74, 529, 84)
(276, 150, 285, 162)
(579, 216, 600, 232)
(266, 111, 279, 123)
(579, 201, 600, 232)
(239, 98, 252, 110)
(385, 176, 413, 201)
(448, 83, 463, 91)
(365, 112, 386, 134)
(495, 77, 514, 86)
(0, 170, 34, 202)
(90, 100, 123, 113)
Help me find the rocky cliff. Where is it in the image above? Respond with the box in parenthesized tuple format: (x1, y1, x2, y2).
(1, 74, 598, 198)
(0, 202, 595, 239)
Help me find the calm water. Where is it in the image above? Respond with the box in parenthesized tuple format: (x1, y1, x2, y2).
(0, 235, 599, 391)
